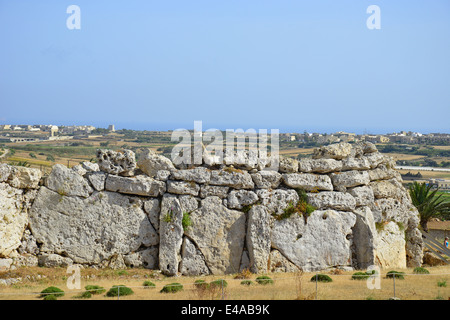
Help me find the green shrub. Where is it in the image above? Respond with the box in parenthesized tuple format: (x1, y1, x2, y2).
(240, 280, 254, 286)
(194, 280, 210, 289)
(160, 283, 183, 293)
(43, 294, 58, 300)
(79, 291, 92, 299)
(143, 281, 156, 289)
(84, 285, 106, 295)
(106, 285, 134, 297)
(351, 272, 371, 280)
(182, 212, 192, 231)
(310, 274, 333, 283)
(256, 276, 274, 285)
(386, 271, 405, 280)
(413, 267, 430, 274)
(210, 279, 228, 288)
(437, 280, 447, 287)
(40, 286, 65, 298)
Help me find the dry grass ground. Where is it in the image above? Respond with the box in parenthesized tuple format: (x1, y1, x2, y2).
(1, 266, 449, 301)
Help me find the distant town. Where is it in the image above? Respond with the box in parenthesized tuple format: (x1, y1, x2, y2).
(1, 124, 449, 146)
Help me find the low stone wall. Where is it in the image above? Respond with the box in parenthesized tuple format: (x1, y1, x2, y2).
(0, 142, 423, 275)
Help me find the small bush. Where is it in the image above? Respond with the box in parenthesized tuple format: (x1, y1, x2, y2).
(256, 276, 274, 285)
(84, 285, 106, 295)
(40, 286, 65, 298)
(386, 271, 405, 280)
(413, 267, 429, 274)
(240, 280, 254, 286)
(351, 271, 375, 280)
(210, 279, 228, 288)
(437, 280, 447, 287)
(143, 281, 156, 289)
(79, 291, 92, 299)
(194, 280, 209, 289)
(182, 212, 192, 231)
(234, 268, 252, 280)
(310, 274, 333, 283)
(160, 283, 183, 293)
(43, 294, 58, 300)
(106, 285, 134, 297)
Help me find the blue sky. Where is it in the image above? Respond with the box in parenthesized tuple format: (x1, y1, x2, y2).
(0, 1, 449, 133)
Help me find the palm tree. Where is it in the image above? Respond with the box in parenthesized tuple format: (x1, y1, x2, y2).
(409, 182, 450, 232)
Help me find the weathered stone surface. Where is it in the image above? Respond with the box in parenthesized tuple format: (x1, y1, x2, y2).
(0, 183, 28, 257)
(369, 197, 418, 227)
(271, 210, 356, 272)
(351, 207, 377, 269)
(166, 180, 200, 196)
(171, 167, 211, 184)
(279, 156, 299, 173)
(124, 247, 158, 269)
(227, 190, 259, 210)
(12, 254, 38, 267)
(179, 237, 210, 276)
(105, 174, 165, 197)
(8, 166, 42, 189)
(375, 221, 406, 269)
(313, 142, 353, 160)
(356, 141, 378, 154)
(29, 187, 158, 264)
(155, 170, 171, 181)
(144, 198, 160, 231)
(0, 164, 11, 182)
(370, 179, 405, 200)
(199, 185, 229, 199)
(306, 192, 356, 211)
(282, 173, 333, 191)
(159, 194, 184, 276)
(97, 149, 136, 176)
(0, 258, 13, 272)
(185, 197, 246, 274)
(251, 170, 282, 189)
(87, 172, 106, 191)
(298, 158, 342, 173)
(81, 161, 99, 172)
(268, 250, 300, 273)
(330, 170, 370, 191)
(38, 253, 73, 267)
(178, 195, 199, 213)
(46, 164, 92, 197)
(17, 229, 39, 255)
(209, 168, 254, 189)
(341, 157, 371, 171)
(71, 165, 87, 177)
(137, 148, 175, 178)
(406, 227, 423, 268)
(368, 165, 401, 181)
(256, 188, 299, 215)
(246, 205, 271, 273)
(364, 152, 389, 169)
(348, 185, 374, 207)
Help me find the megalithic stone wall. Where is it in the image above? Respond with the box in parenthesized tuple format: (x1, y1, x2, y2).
(0, 142, 423, 275)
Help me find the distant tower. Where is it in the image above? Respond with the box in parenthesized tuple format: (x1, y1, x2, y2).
(108, 124, 115, 132)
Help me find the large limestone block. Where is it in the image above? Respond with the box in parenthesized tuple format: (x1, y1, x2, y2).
(330, 170, 370, 191)
(298, 158, 342, 174)
(159, 194, 184, 276)
(306, 191, 356, 211)
(279, 156, 299, 173)
(29, 187, 158, 264)
(348, 185, 375, 206)
(170, 167, 211, 184)
(185, 197, 246, 275)
(313, 143, 353, 160)
(97, 149, 136, 176)
(375, 221, 406, 269)
(0, 164, 11, 182)
(105, 174, 165, 197)
(87, 172, 106, 191)
(46, 164, 92, 197)
(352, 207, 378, 269)
(341, 157, 371, 171)
(209, 168, 254, 189)
(227, 190, 259, 210)
(368, 165, 401, 181)
(166, 180, 200, 196)
(0, 183, 28, 257)
(199, 185, 229, 199)
(251, 170, 282, 189)
(282, 173, 333, 191)
(143, 198, 160, 232)
(246, 205, 271, 273)
(268, 250, 300, 273)
(271, 210, 356, 272)
(124, 247, 159, 269)
(256, 188, 299, 215)
(369, 179, 405, 200)
(8, 166, 42, 189)
(179, 237, 210, 276)
(137, 148, 175, 178)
